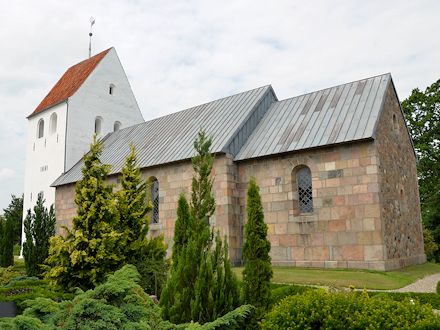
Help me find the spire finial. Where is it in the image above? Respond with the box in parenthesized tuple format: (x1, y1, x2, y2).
(88, 17, 95, 58)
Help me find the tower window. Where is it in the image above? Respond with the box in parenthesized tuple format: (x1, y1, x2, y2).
(49, 113, 57, 135)
(95, 116, 103, 135)
(109, 84, 115, 95)
(296, 166, 313, 213)
(37, 119, 44, 138)
(393, 114, 398, 131)
(149, 177, 160, 224)
(114, 121, 121, 132)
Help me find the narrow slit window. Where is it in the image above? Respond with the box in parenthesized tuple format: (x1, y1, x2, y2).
(150, 178, 159, 224)
(49, 113, 57, 135)
(114, 121, 121, 132)
(95, 116, 103, 135)
(297, 167, 313, 213)
(109, 84, 115, 95)
(37, 119, 44, 138)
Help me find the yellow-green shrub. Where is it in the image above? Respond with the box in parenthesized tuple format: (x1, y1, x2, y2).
(261, 289, 440, 329)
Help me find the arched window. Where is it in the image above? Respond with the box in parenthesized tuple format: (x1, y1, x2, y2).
(149, 177, 160, 224)
(37, 119, 44, 138)
(49, 113, 57, 135)
(95, 116, 103, 135)
(109, 84, 115, 95)
(114, 121, 121, 132)
(296, 166, 313, 213)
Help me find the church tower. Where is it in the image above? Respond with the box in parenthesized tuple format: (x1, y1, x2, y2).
(22, 47, 144, 247)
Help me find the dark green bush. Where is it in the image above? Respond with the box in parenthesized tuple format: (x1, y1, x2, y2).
(437, 281, 440, 295)
(261, 289, 440, 329)
(369, 291, 440, 309)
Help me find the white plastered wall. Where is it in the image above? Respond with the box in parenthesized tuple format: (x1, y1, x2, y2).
(65, 48, 144, 171)
(22, 102, 67, 251)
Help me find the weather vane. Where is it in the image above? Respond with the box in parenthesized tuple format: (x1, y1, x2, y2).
(88, 17, 95, 58)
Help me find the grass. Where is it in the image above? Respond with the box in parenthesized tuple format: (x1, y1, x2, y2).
(234, 262, 440, 290)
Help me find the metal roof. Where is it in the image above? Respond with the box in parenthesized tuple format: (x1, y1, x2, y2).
(52, 85, 274, 186)
(53, 74, 392, 187)
(235, 73, 391, 161)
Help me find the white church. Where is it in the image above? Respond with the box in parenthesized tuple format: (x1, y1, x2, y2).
(22, 47, 425, 270)
(22, 48, 144, 240)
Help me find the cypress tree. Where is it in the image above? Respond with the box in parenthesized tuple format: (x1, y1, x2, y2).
(23, 193, 56, 276)
(172, 193, 191, 266)
(242, 178, 273, 310)
(23, 210, 37, 276)
(45, 136, 123, 290)
(161, 130, 239, 324)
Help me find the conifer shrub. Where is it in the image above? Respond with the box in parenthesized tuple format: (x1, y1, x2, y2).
(261, 289, 440, 329)
(23, 193, 56, 277)
(160, 130, 240, 325)
(45, 137, 123, 290)
(242, 178, 272, 310)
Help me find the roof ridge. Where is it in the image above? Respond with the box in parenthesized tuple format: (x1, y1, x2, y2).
(276, 73, 391, 103)
(135, 84, 272, 124)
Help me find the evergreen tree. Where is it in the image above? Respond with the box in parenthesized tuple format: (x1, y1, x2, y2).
(172, 193, 191, 266)
(0, 212, 14, 267)
(115, 145, 151, 262)
(45, 137, 123, 290)
(23, 210, 36, 276)
(23, 193, 56, 276)
(190, 130, 215, 232)
(3, 194, 23, 245)
(160, 130, 239, 324)
(242, 178, 272, 310)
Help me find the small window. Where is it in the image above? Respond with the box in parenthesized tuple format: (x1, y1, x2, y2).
(297, 167, 313, 213)
(49, 113, 57, 135)
(149, 177, 160, 224)
(95, 116, 103, 135)
(114, 121, 121, 132)
(37, 119, 44, 138)
(109, 84, 115, 95)
(393, 114, 398, 131)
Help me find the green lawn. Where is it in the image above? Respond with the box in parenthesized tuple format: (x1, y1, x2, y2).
(234, 262, 440, 290)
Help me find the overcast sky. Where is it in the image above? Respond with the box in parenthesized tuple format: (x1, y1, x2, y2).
(0, 0, 439, 211)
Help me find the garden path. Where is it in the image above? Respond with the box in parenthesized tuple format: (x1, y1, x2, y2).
(392, 273, 440, 293)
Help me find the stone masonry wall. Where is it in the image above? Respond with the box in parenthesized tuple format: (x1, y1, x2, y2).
(53, 154, 242, 262)
(374, 84, 426, 270)
(236, 142, 387, 270)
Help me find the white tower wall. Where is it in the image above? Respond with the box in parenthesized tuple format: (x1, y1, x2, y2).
(22, 102, 67, 224)
(66, 48, 144, 170)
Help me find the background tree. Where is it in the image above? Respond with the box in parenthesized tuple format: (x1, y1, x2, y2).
(402, 79, 440, 259)
(23, 193, 56, 276)
(0, 211, 14, 267)
(45, 137, 123, 290)
(160, 130, 239, 324)
(2, 194, 23, 245)
(242, 178, 272, 310)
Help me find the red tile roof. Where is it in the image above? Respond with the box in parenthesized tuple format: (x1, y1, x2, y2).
(29, 48, 112, 117)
